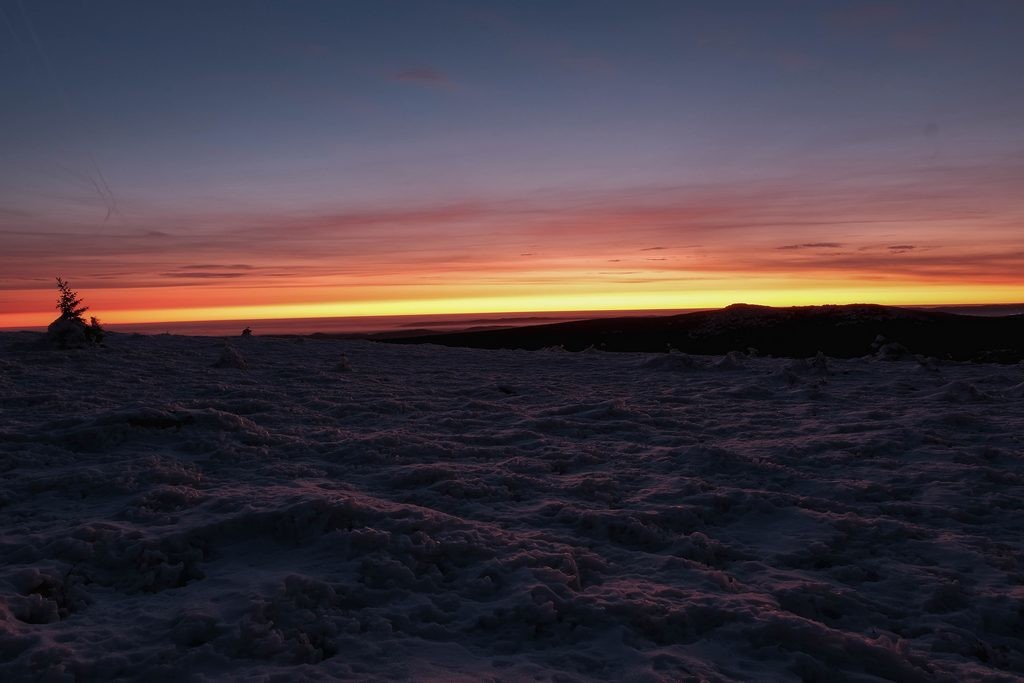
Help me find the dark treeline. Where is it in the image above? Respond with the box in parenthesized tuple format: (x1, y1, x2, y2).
(379, 304, 1024, 362)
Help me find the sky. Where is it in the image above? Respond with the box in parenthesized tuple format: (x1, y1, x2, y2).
(1, 0, 1023, 328)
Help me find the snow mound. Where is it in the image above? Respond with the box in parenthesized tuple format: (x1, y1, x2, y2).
(640, 352, 703, 371)
(46, 316, 88, 349)
(927, 380, 994, 403)
(213, 345, 247, 369)
(872, 335, 914, 361)
(714, 350, 748, 370)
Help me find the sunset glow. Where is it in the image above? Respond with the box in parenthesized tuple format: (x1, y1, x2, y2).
(2, 1, 1022, 329)
(4, 3, 1024, 678)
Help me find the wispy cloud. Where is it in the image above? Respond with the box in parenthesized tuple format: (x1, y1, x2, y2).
(777, 242, 844, 250)
(160, 271, 248, 279)
(825, 2, 953, 53)
(388, 67, 456, 89)
(178, 264, 255, 271)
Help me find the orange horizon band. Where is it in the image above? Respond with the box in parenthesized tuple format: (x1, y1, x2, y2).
(1, 282, 1020, 329)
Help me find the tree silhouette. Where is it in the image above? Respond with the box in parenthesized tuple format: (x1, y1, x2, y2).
(52, 277, 104, 344)
(55, 277, 89, 321)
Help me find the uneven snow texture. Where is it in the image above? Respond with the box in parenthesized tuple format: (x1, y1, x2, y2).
(1, 332, 1023, 682)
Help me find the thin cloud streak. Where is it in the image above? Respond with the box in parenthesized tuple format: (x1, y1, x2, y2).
(777, 242, 844, 250)
(388, 67, 456, 89)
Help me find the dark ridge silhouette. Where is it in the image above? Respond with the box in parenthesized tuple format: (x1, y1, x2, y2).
(379, 303, 1024, 362)
(303, 323, 533, 341)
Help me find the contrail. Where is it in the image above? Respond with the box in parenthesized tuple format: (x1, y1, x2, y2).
(14, 0, 120, 222)
(0, 3, 27, 49)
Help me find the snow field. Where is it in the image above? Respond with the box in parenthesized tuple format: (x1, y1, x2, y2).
(1, 332, 1022, 681)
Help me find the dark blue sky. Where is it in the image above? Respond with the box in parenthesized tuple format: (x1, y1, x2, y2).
(2, 1, 1023, 324)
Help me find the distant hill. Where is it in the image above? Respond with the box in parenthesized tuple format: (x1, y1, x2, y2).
(380, 303, 1024, 362)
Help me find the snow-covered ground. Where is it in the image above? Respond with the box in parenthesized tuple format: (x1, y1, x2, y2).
(1, 332, 1022, 681)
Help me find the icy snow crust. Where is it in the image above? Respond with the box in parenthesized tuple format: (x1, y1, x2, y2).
(1, 332, 1022, 681)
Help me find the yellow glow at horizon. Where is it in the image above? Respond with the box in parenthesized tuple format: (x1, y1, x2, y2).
(1, 281, 1021, 328)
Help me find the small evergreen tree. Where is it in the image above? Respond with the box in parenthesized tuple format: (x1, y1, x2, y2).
(87, 315, 105, 343)
(53, 277, 104, 344)
(55, 277, 88, 321)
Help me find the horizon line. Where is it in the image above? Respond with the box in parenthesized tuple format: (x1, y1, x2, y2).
(4, 300, 1023, 334)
